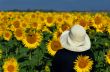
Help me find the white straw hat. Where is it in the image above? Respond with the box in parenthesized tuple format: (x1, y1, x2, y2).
(60, 24, 91, 52)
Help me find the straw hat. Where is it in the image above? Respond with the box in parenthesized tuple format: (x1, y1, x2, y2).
(60, 24, 91, 52)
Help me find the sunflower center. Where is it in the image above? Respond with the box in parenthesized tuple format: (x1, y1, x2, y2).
(108, 54, 110, 59)
(78, 58, 88, 68)
(61, 24, 70, 31)
(40, 17, 44, 21)
(57, 32, 62, 38)
(80, 19, 86, 27)
(32, 22, 38, 27)
(51, 40, 62, 51)
(58, 18, 62, 22)
(31, 14, 35, 18)
(5, 32, 10, 38)
(13, 21, 20, 28)
(26, 34, 37, 44)
(95, 16, 101, 24)
(15, 29, 23, 37)
(7, 65, 14, 72)
(65, 15, 69, 19)
(2, 16, 7, 21)
(47, 17, 53, 23)
(22, 23, 26, 28)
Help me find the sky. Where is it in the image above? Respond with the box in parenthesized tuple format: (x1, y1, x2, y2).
(0, 0, 110, 11)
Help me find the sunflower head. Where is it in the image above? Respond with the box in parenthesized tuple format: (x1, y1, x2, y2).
(14, 28, 24, 41)
(12, 20, 21, 29)
(74, 55, 93, 72)
(60, 23, 71, 32)
(79, 19, 87, 27)
(47, 38, 62, 56)
(22, 32, 42, 49)
(45, 13, 55, 27)
(53, 29, 62, 40)
(3, 30, 12, 41)
(94, 14, 102, 25)
(105, 50, 110, 64)
(3, 57, 19, 72)
(0, 49, 2, 59)
(55, 14, 64, 26)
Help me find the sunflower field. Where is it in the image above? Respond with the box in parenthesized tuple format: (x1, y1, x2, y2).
(0, 11, 110, 72)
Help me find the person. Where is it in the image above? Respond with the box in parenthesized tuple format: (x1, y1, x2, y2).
(51, 24, 96, 72)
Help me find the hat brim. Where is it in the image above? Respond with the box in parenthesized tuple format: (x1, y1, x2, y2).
(60, 30, 91, 52)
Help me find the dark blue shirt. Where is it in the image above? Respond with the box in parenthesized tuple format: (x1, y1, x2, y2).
(51, 48, 96, 72)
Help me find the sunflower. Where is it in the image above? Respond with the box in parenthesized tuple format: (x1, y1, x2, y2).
(74, 55, 93, 72)
(22, 32, 42, 49)
(106, 18, 110, 34)
(60, 23, 71, 32)
(105, 50, 110, 64)
(47, 38, 62, 56)
(55, 13, 64, 27)
(3, 30, 12, 41)
(45, 65, 50, 72)
(0, 29, 3, 37)
(14, 28, 24, 41)
(30, 12, 37, 19)
(37, 12, 46, 25)
(12, 20, 21, 29)
(20, 20, 30, 29)
(44, 13, 55, 27)
(78, 16, 91, 30)
(53, 29, 63, 40)
(3, 57, 19, 72)
(92, 13, 106, 30)
(30, 20, 43, 30)
(63, 12, 73, 25)
(41, 26, 52, 33)
(0, 49, 2, 59)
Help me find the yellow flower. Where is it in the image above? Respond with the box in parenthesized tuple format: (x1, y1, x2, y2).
(63, 12, 73, 25)
(59, 23, 71, 32)
(55, 13, 64, 27)
(14, 28, 24, 41)
(53, 29, 63, 40)
(3, 30, 12, 41)
(37, 12, 46, 25)
(30, 21, 43, 30)
(22, 32, 42, 49)
(41, 26, 51, 33)
(94, 13, 102, 25)
(0, 30, 3, 37)
(74, 55, 93, 72)
(45, 65, 50, 72)
(20, 20, 30, 29)
(3, 57, 19, 72)
(92, 13, 107, 32)
(78, 15, 91, 30)
(45, 13, 55, 27)
(12, 20, 21, 29)
(105, 50, 110, 64)
(47, 38, 62, 56)
(0, 49, 2, 59)
(106, 19, 110, 34)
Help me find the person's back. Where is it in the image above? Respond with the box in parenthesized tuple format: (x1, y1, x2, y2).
(51, 24, 96, 72)
(51, 49, 95, 72)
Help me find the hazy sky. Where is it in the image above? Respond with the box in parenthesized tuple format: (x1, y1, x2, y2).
(0, 0, 110, 11)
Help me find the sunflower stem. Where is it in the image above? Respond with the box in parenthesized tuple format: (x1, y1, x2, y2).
(6, 47, 8, 57)
(29, 50, 32, 60)
(16, 47, 18, 55)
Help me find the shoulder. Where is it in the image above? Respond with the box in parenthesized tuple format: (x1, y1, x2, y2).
(55, 48, 72, 56)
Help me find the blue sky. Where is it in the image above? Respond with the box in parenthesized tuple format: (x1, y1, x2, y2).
(0, 0, 110, 11)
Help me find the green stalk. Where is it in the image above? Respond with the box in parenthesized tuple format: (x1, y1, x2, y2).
(29, 50, 32, 60)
